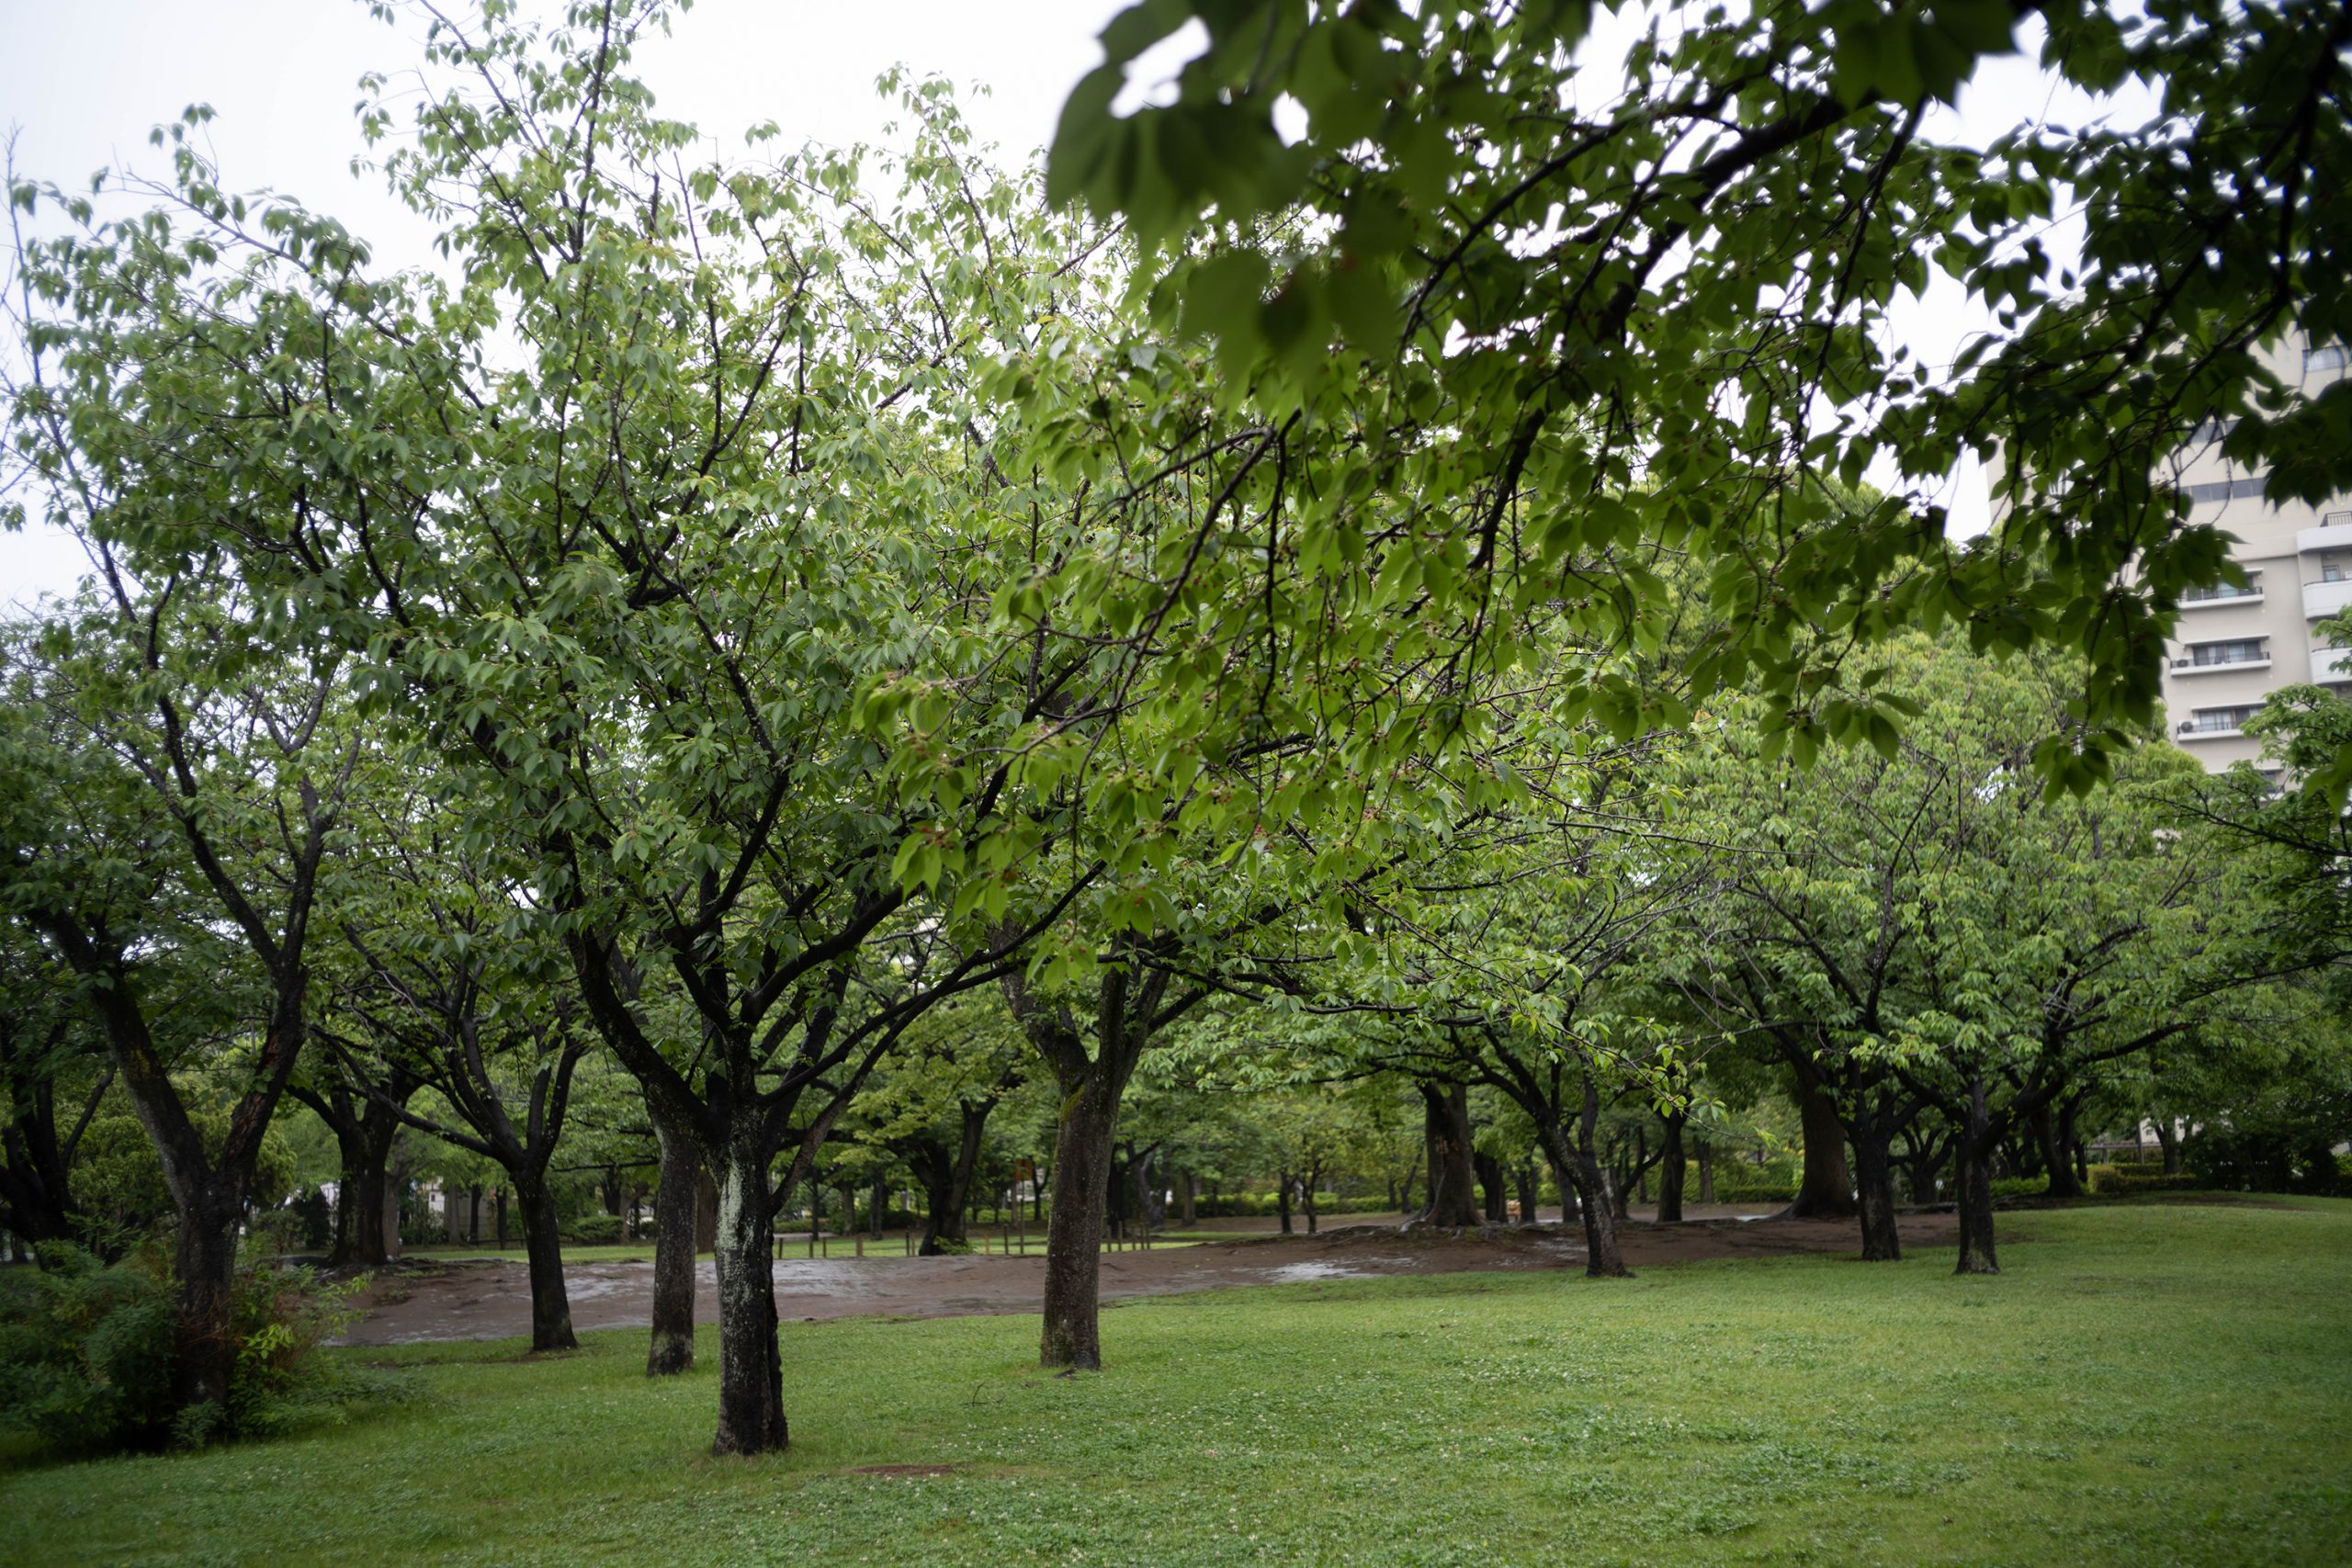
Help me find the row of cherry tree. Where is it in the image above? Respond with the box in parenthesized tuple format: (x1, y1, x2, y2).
(3, 0, 2346, 1457)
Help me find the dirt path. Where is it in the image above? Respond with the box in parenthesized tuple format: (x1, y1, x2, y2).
(336, 1212, 1960, 1347)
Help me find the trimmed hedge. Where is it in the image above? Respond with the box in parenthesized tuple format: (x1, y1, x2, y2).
(562, 1214, 625, 1245)
(2091, 1169, 2206, 1196)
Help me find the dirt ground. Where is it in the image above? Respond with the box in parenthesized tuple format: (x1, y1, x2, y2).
(336, 1210, 1961, 1347)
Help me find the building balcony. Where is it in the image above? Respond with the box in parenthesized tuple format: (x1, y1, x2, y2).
(2297, 520, 2352, 554)
(2179, 586, 2263, 610)
(2171, 656, 2270, 675)
(2176, 721, 2246, 740)
(2312, 646, 2352, 684)
(2305, 578, 2352, 619)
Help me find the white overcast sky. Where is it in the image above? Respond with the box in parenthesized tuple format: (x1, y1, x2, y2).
(0, 1, 2154, 611)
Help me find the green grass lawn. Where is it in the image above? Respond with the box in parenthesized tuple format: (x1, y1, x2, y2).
(6, 1199, 2347, 1566)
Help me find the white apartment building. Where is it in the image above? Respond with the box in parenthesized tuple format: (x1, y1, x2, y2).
(2154, 334, 2352, 771)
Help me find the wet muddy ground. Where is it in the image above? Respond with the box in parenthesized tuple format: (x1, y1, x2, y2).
(336, 1210, 1961, 1346)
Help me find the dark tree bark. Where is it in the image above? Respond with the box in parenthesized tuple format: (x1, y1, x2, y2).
(1695, 1136, 1715, 1204)
(1953, 1077, 2001, 1274)
(1276, 1167, 1294, 1235)
(1657, 1111, 1687, 1224)
(1848, 1090, 1902, 1262)
(43, 907, 327, 1416)
(909, 1094, 996, 1254)
(341, 954, 589, 1354)
(1000, 937, 1196, 1371)
(1897, 1121, 1951, 1204)
(514, 1171, 577, 1351)
(1419, 1081, 1480, 1226)
(1526, 1077, 1629, 1277)
(290, 1048, 422, 1269)
(1514, 1157, 1539, 1225)
(1566, 1077, 1629, 1275)
(1475, 1151, 1509, 1224)
(2031, 1100, 2085, 1199)
(870, 1172, 888, 1238)
(0, 1011, 107, 1258)
(710, 1134, 786, 1454)
(1178, 1167, 1196, 1225)
(1789, 1080, 1858, 1218)
(329, 1111, 395, 1266)
(1038, 1065, 1120, 1367)
(647, 1114, 699, 1376)
(1130, 1144, 1165, 1235)
(2154, 1117, 2183, 1175)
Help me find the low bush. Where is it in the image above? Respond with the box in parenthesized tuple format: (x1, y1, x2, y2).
(0, 1244, 373, 1454)
(1707, 1179, 1796, 1203)
(2091, 1170, 2207, 1196)
(563, 1214, 625, 1246)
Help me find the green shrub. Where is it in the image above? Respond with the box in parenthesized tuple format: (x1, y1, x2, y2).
(2093, 1170, 2206, 1195)
(563, 1214, 625, 1245)
(0, 1244, 372, 1455)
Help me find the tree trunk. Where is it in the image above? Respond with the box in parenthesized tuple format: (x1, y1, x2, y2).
(1178, 1167, 1196, 1226)
(514, 1172, 579, 1352)
(1696, 1137, 1715, 1204)
(1132, 1146, 1164, 1234)
(709, 1141, 786, 1455)
(1515, 1158, 1539, 1225)
(1304, 1169, 1319, 1235)
(1039, 1073, 1118, 1370)
(870, 1172, 888, 1238)
(172, 1184, 243, 1416)
(647, 1118, 697, 1376)
(2154, 1117, 2183, 1175)
(1276, 1167, 1294, 1235)
(1538, 1083, 1629, 1278)
(1657, 1113, 1687, 1223)
(2032, 1101, 2084, 1199)
(331, 1116, 401, 1268)
(1790, 1081, 1858, 1218)
(1475, 1151, 1509, 1223)
(1849, 1095, 1902, 1262)
(694, 1168, 718, 1252)
(1954, 1079, 2000, 1275)
(1419, 1082, 1480, 1226)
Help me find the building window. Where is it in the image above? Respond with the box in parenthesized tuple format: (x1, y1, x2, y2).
(2325, 554, 2351, 584)
(2186, 706, 2259, 734)
(2309, 343, 2351, 373)
(2187, 476, 2267, 504)
(2181, 576, 2261, 603)
(2184, 639, 2267, 667)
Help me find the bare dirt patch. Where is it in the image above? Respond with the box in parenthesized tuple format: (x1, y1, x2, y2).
(335, 1210, 1959, 1347)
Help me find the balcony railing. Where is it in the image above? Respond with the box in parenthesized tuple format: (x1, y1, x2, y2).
(2312, 646, 2352, 683)
(2172, 656, 2270, 675)
(2306, 579, 2352, 620)
(2180, 582, 2263, 607)
(2297, 521, 2352, 554)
